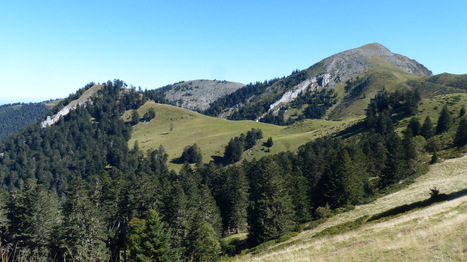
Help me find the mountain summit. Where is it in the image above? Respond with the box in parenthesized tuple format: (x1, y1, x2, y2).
(309, 43, 432, 89)
(206, 43, 434, 121)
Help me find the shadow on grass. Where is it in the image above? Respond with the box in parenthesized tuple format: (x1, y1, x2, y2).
(334, 121, 367, 139)
(211, 155, 227, 166)
(368, 188, 467, 222)
(169, 157, 185, 164)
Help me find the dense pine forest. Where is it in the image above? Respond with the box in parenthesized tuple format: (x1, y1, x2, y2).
(0, 103, 50, 141)
(0, 80, 466, 261)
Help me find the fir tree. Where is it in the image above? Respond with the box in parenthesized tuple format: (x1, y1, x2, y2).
(59, 179, 109, 261)
(407, 117, 421, 136)
(6, 179, 61, 260)
(460, 106, 466, 117)
(247, 157, 294, 244)
(128, 209, 180, 262)
(436, 105, 452, 134)
(454, 116, 467, 147)
(183, 212, 221, 261)
(132, 110, 140, 125)
(421, 116, 435, 139)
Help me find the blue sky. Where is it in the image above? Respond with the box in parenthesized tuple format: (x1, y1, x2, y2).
(1, 0, 466, 103)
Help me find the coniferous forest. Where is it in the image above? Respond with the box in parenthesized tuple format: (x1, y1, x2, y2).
(0, 80, 464, 261)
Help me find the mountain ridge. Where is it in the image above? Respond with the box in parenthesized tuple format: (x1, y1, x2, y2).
(205, 43, 435, 121)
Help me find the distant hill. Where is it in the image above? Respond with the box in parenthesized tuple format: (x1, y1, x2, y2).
(0, 101, 57, 140)
(154, 79, 245, 111)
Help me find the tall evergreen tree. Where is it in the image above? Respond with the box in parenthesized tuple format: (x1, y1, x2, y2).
(128, 209, 180, 262)
(183, 211, 221, 261)
(0, 190, 8, 237)
(132, 110, 140, 125)
(454, 116, 467, 147)
(421, 116, 435, 139)
(180, 143, 202, 164)
(436, 105, 452, 134)
(247, 157, 294, 245)
(224, 167, 249, 234)
(59, 179, 109, 261)
(407, 117, 421, 136)
(161, 182, 189, 252)
(322, 148, 363, 208)
(6, 179, 61, 260)
(224, 137, 244, 164)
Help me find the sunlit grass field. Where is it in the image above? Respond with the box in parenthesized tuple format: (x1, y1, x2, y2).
(127, 102, 351, 170)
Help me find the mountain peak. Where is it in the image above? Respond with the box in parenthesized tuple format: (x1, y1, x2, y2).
(358, 42, 390, 52)
(313, 43, 432, 87)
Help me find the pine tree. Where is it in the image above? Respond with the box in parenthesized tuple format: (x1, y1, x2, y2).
(6, 179, 61, 260)
(161, 182, 189, 252)
(59, 179, 109, 261)
(224, 167, 249, 234)
(183, 211, 221, 261)
(322, 148, 363, 208)
(454, 116, 467, 147)
(421, 116, 435, 139)
(0, 190, 8, 237)
(265, 137, 274, 148)
(436, 105, 452, 134)
(247, 157, 294, 244)
(224, 137, 244, 164)
(132, 110, 140, 125)
(128, 209, 180, 262)
(407, 117, 421, 136)
(381, 134, 406, 186)
(460, 106, 466, 117)
(180, 143, 202, 164)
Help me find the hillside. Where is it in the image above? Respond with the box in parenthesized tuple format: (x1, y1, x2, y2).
(0, 100, 58, 141)
(127, 101, 354, 170)
(155, 79, 245, 111)
(203, 43, 434, 122)
(230, 154, 467, 261)
(128, 89, 467, 171)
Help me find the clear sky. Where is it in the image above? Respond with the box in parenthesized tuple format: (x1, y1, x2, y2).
(1, 0, 466, 103)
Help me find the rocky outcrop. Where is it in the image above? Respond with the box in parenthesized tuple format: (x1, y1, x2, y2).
(162, 80, 245, 111)
(317, 43, 432, 87)
(41, 84, 103, 128)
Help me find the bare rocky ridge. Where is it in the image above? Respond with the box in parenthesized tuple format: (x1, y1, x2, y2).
(162, 80, 245, 111)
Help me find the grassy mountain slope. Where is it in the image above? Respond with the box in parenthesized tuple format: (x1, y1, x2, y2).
(327, 57, 423, 120)
(127, 102, 353, 170)
(229, 154, 467, 261)
(128, 90, 467, 170)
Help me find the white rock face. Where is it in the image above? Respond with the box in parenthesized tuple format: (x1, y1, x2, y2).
(41, 106, 76, 128)
(41, 98, 91, 128)
(257, 73, 331, 121)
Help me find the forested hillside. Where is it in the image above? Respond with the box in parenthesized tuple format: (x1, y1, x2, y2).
(0, 102, 50, 141)
(2, 77, 466, 261)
